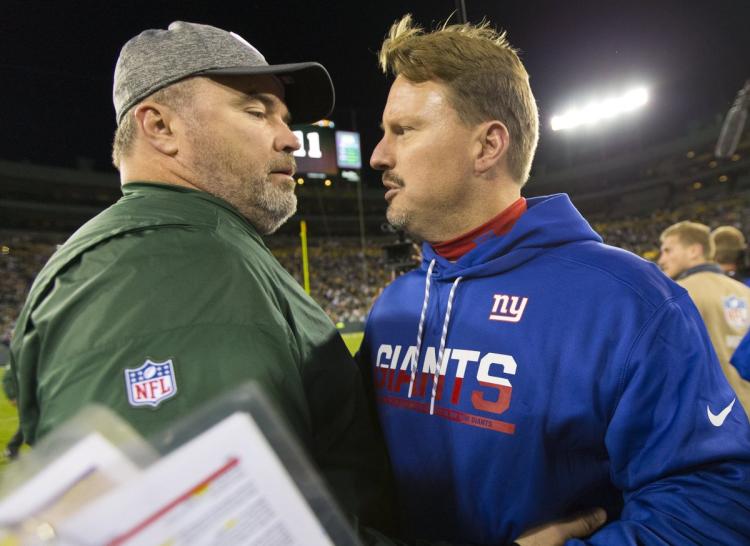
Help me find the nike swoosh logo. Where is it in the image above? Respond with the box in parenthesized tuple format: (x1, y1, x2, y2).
(707, 398, 736, 427)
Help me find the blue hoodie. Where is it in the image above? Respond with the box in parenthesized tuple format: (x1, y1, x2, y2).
(360, 194, 750, 545)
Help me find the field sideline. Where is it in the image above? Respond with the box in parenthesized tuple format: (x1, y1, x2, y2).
(341, 331, 364, 356)
(0, 332, 365, 471)
(0, 384, 18, 472)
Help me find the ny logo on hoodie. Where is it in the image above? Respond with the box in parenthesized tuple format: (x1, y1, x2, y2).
(489, 294, 528, 322)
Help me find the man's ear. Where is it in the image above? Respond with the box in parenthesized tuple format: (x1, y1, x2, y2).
(132, 101, 179, 156)
(688, 242, 707, 261)
(474, 120, 510, 175)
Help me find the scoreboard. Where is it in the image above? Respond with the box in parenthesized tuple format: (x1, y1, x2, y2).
(292, 122, 362, 181)
(335, 131, 362, 169)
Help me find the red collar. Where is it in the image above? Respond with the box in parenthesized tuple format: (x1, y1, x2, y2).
(432, 198, 527, 261)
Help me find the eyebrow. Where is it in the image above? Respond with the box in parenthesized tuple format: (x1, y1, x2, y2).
(380, 113, 420, 131)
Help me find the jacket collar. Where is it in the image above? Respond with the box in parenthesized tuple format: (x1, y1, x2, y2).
(676, 262, 724, 280)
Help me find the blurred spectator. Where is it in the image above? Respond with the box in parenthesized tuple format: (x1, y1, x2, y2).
(594, 190, 750, 259)
(711, 225, 750, 285)
(5, 189, 750, 338)
(269, 238, 396, 325)
(659, 221, 750, 417)
(1, 233, 59, 344)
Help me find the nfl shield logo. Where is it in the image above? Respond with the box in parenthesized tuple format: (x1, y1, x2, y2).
(723, 296, 750, 330)
(125, 359, 178, 408)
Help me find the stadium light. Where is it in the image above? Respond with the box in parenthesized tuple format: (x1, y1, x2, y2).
(551, 86, 649, 132)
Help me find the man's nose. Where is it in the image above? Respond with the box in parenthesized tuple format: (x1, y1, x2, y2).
(277, 123, 301, 154)
(370, 137, 393, 171)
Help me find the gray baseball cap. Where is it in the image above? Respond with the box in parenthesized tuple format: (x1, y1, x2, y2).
(113, 21, 335, 125)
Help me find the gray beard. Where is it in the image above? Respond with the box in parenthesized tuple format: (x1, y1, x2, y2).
(185, 145, 297, 234)
(242, 178, 297, 234)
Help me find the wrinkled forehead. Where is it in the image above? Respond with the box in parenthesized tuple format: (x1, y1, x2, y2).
(387, 75, 445, 102)
(383, 75, 453, 119)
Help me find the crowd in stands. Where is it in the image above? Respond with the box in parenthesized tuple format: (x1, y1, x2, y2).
(3, 189, 750, 345)
(593, 190, 750, 259)
(269, 237, 395, 325)
(0, 233, 60, 351)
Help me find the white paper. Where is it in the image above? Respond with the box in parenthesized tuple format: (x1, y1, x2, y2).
(58, 412, 334, 546)
(0, 432, 140, 525)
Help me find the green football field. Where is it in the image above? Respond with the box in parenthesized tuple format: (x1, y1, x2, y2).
(0, 389, 18, 446)
(341, 331, 364, 356)
(0, 332, 365, 471)
(0, 386, 19, 472)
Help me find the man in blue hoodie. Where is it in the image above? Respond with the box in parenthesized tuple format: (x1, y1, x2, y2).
(359, 14, 750, 546)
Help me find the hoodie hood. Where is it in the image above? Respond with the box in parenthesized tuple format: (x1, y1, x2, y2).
(422, 194, 602, 280)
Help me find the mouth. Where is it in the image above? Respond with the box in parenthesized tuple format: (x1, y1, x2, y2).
(269, 156, 297, 178)
(269, 167, 296, 189)
(382, 177, 403, 202)
(384, 187, 400, 202)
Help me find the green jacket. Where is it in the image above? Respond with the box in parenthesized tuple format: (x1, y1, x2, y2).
(10, 183, 391, 524)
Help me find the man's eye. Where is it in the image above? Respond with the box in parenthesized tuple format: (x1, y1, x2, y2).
(247, 111, 266, 119)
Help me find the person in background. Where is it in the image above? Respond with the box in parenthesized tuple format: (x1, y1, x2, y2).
(711, 225, 750, 286)
(359, 14, 750, 545)
(659, 220, 750, 417)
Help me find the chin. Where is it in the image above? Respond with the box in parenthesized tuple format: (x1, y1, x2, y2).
(255, 214, 291, 235)
(386, 206, 408, 230)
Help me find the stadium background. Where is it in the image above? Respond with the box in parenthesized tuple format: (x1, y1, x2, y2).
(1, 0, 750, 465)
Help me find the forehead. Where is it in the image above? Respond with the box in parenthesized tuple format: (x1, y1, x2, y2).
(383, 75, 455, 120)
(661, 234, 685, 249)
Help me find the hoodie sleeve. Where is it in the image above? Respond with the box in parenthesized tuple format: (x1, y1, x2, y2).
(730, 329, 750, 381)
(568, 293, 750, 545)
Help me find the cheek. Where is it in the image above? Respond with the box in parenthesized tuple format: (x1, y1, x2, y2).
(226, 131, 267, 165)
(404, 142, 466, 183)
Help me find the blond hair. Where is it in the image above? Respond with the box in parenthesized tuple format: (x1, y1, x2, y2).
(111, 78, 197, 169)
(378, 14, 539, 185)
(661, 221, 714, 260)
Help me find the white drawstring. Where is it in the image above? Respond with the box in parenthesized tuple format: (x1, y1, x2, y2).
(408, 259, 436, 398)
(430, 276, 462, 415)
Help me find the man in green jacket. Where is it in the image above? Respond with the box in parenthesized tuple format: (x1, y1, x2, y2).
(9, 20, 389, 525)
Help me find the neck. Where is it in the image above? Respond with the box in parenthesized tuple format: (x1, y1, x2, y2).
(119, 159, 200, 190)
(677, 261, 721, 280)
(428, 184, 521, 243)
(432, 197, 527, 261)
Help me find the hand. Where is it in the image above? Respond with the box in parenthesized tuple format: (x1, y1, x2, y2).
(514, 508, 607, 546)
